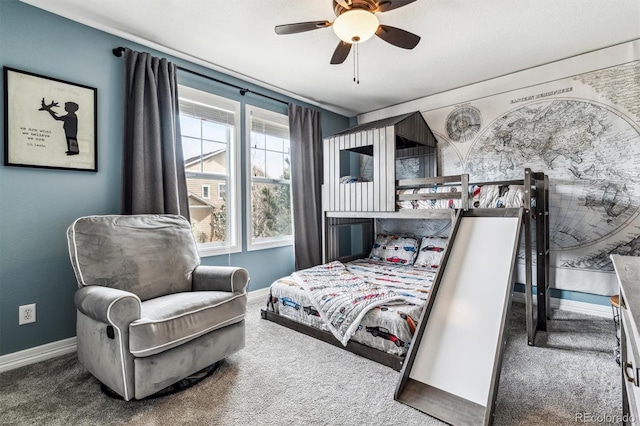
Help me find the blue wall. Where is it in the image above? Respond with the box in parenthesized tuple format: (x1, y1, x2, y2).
(0, 0, 350, 355)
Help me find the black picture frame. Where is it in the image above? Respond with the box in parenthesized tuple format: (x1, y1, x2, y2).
(3, 67, 97, 172)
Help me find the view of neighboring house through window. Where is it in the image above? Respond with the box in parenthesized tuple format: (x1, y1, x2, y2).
(246, 105, 293, 250)
(202, 184, 211, 199)
(178, 85, 240, 255)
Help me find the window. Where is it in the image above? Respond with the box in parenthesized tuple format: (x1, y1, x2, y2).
(218, 182, 226, 200)
(202, 184, 211, 199)
(246, 105, 292, 250)
(179, 85, 240, 255)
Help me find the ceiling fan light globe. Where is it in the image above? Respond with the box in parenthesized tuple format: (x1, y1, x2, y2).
(332, 9, 379, 43)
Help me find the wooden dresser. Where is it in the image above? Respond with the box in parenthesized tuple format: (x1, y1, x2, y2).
(611, 255, 640, 424)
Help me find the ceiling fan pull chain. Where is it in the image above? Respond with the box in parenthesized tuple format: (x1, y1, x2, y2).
(356, 42, 360, 84)
(351, 42, 360, 84)
(353, 42, 357, 83)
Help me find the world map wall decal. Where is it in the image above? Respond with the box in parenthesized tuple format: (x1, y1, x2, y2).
(417, 40, 640, 295)
(465, 99, 640, 253)
(445, 106, 482, 142)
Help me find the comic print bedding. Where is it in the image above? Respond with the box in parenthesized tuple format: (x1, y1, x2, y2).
(268, 259, 435, 356)
(470, 184, 526, 208)
(396, 184, 527, 210)
(396, 185, 463, 209)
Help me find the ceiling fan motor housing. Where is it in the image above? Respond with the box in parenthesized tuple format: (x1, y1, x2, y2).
(333, 0, 379, 17)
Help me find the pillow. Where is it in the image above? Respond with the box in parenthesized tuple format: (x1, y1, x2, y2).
(414, 236, 448, 269)
(369, 234, 419, 265)
(339, 175, 370, 184)
(501, 185, 525, 208)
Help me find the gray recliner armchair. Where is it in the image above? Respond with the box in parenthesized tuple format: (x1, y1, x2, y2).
(67, 214, 248, 400)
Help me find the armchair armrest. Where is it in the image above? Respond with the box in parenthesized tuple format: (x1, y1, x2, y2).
(192, 266, 249, 293)
(74, 286, 141, 327)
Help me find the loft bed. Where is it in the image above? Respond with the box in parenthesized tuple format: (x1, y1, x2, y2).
(261, 171, 549, 370)
(261, 112, 550, 371)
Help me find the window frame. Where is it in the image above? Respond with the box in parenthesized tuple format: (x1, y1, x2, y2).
(179, 85, 242, 257)
(218, 182, 226, 200)
(245, 104, 293, 251)
(202, 184, 211, 199)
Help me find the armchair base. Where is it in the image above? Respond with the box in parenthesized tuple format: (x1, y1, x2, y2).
(100, 360, 223, 400)
(133, 319, 245, 399)
(77, 314, 245, 400)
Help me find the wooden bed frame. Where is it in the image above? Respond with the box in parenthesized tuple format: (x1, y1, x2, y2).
(260, 308, 405, 371)
(260, 168, 549, 369)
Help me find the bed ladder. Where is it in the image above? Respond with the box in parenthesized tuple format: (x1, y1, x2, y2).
(524, 169, 550, 345)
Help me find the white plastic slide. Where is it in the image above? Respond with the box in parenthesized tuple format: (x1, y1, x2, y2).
(395, 208, 523, 426)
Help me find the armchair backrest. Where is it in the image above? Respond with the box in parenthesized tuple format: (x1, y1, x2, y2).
(67, 214, 200, 301)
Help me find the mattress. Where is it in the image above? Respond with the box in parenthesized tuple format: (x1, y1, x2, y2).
(267, 258, 436, 356)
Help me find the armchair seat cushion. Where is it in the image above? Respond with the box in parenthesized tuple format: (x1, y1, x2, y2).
(129, 291, 247, 358)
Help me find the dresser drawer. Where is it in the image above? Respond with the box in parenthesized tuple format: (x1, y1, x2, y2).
(610, 255, 640, 425)
(621, 295, 640, 424)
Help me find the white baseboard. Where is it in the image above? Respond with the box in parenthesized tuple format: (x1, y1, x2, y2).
(0, 337, 77, 374)
(0, 287, 272, 374)
(247, 287, 269, 304)
(512, 291, 613, 318)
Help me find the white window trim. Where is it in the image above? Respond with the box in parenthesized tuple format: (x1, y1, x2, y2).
(245, 104, 293, 252)
(218, 182, 226, 200)
(202, 184, 211, 199)
(180, 85, 242, 258)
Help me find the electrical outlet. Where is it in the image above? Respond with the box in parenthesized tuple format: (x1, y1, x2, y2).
(19, 303, 36, 325)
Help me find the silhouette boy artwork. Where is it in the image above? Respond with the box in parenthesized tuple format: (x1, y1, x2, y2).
(39, 98, 80, 155)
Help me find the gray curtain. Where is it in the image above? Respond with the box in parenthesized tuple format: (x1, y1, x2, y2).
(289, 104, 323, 270)
(122, 48, 190, 221)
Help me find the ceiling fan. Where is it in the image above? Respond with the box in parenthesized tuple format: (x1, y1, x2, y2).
(275, 0, 420, 65)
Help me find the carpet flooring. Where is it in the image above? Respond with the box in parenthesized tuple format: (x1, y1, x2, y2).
(0, 298, 621, 425)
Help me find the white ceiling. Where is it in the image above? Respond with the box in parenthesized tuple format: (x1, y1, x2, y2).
(22, 0, 640, 117)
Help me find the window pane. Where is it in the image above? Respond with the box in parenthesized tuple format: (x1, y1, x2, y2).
(218, 183, 226, 200)
(284, 154, 291, 180)
(182, 137, 202, 172)
(251, 148, 266, 177)
(251, 182, 292, 240)
(251, 131, 265, 150)
(202, 141, 227, 174)
(265, 135, 283, 152)
(265, 150, 284, 179)
(180, 115, 201, 139)
(187, 176, 228, 244)
(202, 121, 229, 142)
(247, 105, 292, 248)
(179, 85, 240, 252)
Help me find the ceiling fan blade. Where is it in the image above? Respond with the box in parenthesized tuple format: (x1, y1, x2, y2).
(335, 0, 352, 9)
(377, 0, 417, 13)
(330, 41, 352, 64)
(275, 21, 332, 35)
(375, 25, 420, 49)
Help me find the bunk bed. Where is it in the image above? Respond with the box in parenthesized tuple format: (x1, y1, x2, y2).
(261, 112, 550, 371)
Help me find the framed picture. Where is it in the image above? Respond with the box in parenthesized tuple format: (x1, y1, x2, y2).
(3, 67, 97, 172)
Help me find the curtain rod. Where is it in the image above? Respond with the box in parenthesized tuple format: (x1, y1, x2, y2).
(112, 47, 288, 106)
